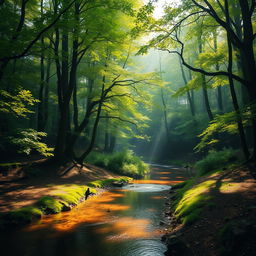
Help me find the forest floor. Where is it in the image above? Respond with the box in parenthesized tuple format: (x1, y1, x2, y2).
(0, 159, 123, 213)
(163, 166, 256, 256)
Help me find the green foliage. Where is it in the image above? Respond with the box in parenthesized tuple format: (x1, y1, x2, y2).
(195, 110, 253, 152)
(87, 150, 150, 177)
(194, 149, 238, 176)
(0, 89, 39, 117)
(7, 129, 53, 157)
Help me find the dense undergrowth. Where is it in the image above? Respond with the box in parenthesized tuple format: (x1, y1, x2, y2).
(86, 150, 149, 177)
(194, 148, 239, 176)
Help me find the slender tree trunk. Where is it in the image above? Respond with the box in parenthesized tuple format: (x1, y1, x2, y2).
(159, 54, 170, 141)
(54, 27, 71, 160)
(104, 114, 110, 152)
(225, 0, 249, 160)
(198, 35, 213, 121)
(213, 31, 223, 113)
(109, 134, 116, 153)
(77, 76, 106, 164)
(43, 57, 51, 130)
(37, 35, 45, 131)
(178, 56, 195, 116)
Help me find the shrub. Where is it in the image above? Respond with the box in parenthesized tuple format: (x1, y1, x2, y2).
(194, 148, 237, 176)
(87, 150, 149, 177)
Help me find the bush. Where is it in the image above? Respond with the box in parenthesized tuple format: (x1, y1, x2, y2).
(194, 148, 238, 176)
(86, 150, 149, 177)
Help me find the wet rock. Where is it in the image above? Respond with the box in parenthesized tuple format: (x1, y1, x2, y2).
(62, 204, 72, 211)
(112, 181, 126, 187)
(160, 220, 168, 225)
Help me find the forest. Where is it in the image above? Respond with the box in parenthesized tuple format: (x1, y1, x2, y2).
(0, 0, 256, 256)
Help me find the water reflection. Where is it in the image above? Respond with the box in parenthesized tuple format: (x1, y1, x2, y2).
(0, 165, 187, 256)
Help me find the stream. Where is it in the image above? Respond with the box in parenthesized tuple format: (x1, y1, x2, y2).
(1, 165, 186, 256)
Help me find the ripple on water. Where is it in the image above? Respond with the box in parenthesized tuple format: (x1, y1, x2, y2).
(120, 239, 167, 256)
(121, 184, 170, 192)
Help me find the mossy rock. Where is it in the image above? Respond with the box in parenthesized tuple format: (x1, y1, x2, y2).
(36, 196, 63, 214)
(2, 206, 42, 226)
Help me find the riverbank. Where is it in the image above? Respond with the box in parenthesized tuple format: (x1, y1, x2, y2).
(162, 165, 256, 256)
(0, 161, 132, 229)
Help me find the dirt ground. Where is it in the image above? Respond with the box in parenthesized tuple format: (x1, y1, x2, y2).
(0, 160, 121, 212)
(164, 166, 256, 256)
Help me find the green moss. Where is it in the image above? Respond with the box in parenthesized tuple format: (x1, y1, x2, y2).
(171, 180, 189, 190)
(172, 179, 215, 226)
(88, 177, 132, 188)
(53, 185, 96, 205)
(182, 208, 202, 225)
(6, 206, 43, 224)
(37, 196, 63, 213)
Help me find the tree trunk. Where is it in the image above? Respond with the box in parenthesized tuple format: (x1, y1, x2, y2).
(198, 35, 213, 121)
(225, 0, 250, 160)
(37, 35, 45, 131)
(213, 31, 223, 113)
(178, 56, 195, 116)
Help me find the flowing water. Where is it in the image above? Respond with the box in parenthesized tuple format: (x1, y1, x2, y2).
(1, 165, 186, 256)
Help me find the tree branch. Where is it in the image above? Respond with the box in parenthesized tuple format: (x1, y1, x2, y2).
(159, 32, 248, 86)
(99, 116, 137, 127)
(0, 0, 76, 62)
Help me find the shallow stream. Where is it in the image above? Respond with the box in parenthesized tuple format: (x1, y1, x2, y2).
(1, 165, 186, 256)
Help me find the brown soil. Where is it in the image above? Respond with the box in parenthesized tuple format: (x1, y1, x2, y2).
(0, 160, 122, 213)
(164, 166, 256, 256)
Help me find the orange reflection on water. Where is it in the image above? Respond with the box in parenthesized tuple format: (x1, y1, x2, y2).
(159, 176, 170, 180)
(26, 191, 129, 233)
(96, 217, 160, 241)
(155, 171, 171, 175)
(133, 179, 184, 185)
(151, 196, 164, 200)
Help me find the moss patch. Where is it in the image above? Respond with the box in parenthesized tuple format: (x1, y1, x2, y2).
(88, 177, 132, 188)
(3, 206, 43, 226)
(173, 179, 216, 225)
(52, 185, 96, 206)
(36, 196, 63, 214)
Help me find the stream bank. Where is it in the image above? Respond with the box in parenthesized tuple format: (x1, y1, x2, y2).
(0, 164, 187, 256)
(162, 166, 256, 256)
